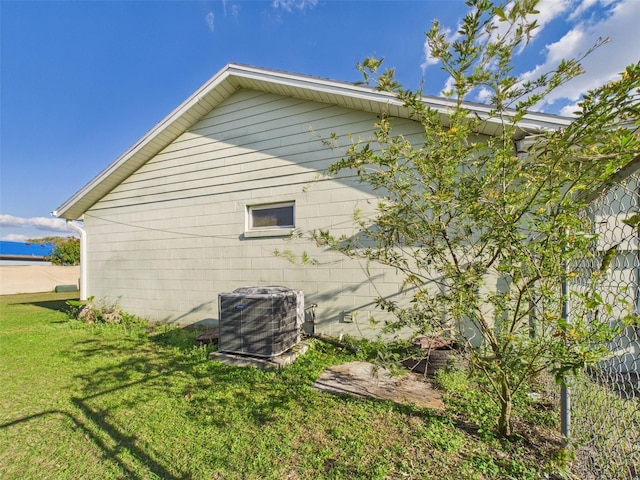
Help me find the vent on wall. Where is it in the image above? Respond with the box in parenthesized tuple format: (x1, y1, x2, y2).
(218, 286, 303, 357)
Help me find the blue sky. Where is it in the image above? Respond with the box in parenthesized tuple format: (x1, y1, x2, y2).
(1, 0, 639, 241)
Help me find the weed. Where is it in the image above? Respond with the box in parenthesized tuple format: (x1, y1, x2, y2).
(419, 417, 465, 452)
(66, 296, 146, 326)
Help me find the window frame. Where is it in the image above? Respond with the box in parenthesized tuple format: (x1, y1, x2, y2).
(245, 201, 295, 238)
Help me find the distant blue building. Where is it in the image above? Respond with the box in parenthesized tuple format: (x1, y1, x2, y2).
(0, 241, 55, 265)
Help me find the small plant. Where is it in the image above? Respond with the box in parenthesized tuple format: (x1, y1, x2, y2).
(66, 296, 131, 324)
(419, 417, 465, 452)
(436, 367, 501, 438)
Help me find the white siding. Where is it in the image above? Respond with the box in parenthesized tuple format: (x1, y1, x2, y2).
(84, 88, 423, 335)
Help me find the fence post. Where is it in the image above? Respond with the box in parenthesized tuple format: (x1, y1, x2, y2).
(560, 260, 571, 446)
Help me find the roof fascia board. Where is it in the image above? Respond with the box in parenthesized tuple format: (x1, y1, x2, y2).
(220, 65, 563, 135)
(228, 63, 404, 106)
(226, 64, 571, 131)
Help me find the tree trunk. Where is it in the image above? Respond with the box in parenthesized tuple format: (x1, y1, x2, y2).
(498, 378, 513, 437)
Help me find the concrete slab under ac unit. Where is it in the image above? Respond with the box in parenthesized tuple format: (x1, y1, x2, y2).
(209, 341, 310, 370)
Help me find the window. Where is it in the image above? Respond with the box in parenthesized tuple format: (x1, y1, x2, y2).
(245, 202, 295, 238)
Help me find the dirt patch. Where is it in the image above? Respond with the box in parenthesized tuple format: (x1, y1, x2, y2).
(313, 361, 443, 409)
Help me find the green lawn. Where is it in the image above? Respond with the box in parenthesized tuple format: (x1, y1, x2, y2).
(0, 292, 561, 479)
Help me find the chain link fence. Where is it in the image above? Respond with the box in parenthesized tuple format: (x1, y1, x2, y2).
(567, 168, 640, 479)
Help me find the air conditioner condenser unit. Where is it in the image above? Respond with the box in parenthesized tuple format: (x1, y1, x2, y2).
(218, 286, 303, 357)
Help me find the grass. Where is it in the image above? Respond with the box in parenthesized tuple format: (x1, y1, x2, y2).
(1, 292, 563, 479)
(569, 369, 640, 479)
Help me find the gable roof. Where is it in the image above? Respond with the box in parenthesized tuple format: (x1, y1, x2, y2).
(53, 63, 572, 220)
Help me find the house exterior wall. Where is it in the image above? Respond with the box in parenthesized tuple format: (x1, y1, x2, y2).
(584, 176, 640, 373)
(83, 88, 428, 336)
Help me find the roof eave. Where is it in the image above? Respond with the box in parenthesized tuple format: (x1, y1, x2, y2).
(53, 63, 572, 220)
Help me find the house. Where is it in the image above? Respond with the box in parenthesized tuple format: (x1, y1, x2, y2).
(53, 63, 572, 336)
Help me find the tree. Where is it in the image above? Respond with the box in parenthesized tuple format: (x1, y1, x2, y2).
(313, 0, 640, 436)
(49, 237, 80, 266)
(28, 236, 72, 247)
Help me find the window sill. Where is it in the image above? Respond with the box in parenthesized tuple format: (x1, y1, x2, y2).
(244, 228, 294, 239)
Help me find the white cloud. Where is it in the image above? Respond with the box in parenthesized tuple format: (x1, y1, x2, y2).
(421, 25, 460, 73)
(517, 26, 588, 87)
(559, 101, 583, 117)
(429, 0, 639, 111)
(546, 27, 587, 65)
(424, 0, 574, 97)
(568, 0, 600, 20)
(271, 0, 318, 13)
(489, 0, 575, 52)
(479, 0, 573, 55)
(2, 233, 32, 242)
(205, 11, 215, 32)
(441, 76, 457, 97)
(228, 3, 240, 18)
(220, 1, 240, 20)
(476, 87, 493, 103)
(0, 214, 73, 233)
(569, 0, 620, 22)
(523, 0, 640, 112)
(526, 0, 574, 38)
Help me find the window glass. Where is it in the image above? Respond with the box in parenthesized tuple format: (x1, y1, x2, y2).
(249, 203, 294, 229)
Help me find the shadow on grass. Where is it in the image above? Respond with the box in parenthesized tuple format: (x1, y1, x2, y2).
(1, 329, 202, 479)
(68, 324, 427, 428)
(68, 331, 319, 426)
(3, 319, 444, 479)
(0, 399, 181, 480)
(1, 291, 79, 313)
(27, 298, 78, 313)
(71, 396, 183, 480)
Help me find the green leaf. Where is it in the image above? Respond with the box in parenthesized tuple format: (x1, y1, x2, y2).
(622, 213, 640, 228)
(599, 244, 619, 273)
